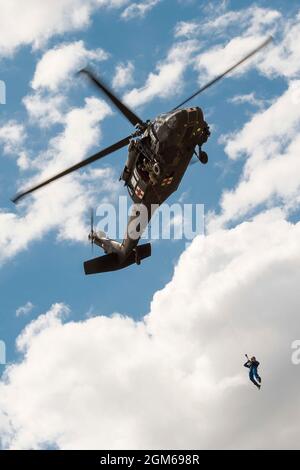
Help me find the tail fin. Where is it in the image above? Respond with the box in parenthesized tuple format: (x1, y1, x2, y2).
(84, 243, 151, 275)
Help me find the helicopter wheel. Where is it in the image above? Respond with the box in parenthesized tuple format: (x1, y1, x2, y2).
(153, 162, 161, 176)
(135, 250, 141, 265)
(199, 151, 208, 164)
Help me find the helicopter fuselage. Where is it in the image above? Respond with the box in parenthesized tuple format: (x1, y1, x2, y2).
(118, 106, 210, 258)
(124, 107, 209, 202)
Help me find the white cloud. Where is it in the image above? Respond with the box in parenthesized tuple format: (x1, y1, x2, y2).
(224, 82, 300, 162)
(229, 92, 268, 109)
(121, 0, 161, 20)
(192, 6, 280, 84)
(201, 7, 280, 36)
(122, 5, 282, 111)
(198, 6, 299, 84)
(32, 41, 108, 92)
(174, 21, 199, 38)
(188, 6, 300, 229)
(38, 97, 112, 174)
(175, 6, 280, 41)
(195, 35, 270, 84)
(212, 81, 300, 228)
(1, 209, 300, 449)
(0, 97, 118, 263)
(0, 121, 29, 170)
(112, 61, 135, 89)
(23, 93, 67, 128)
(124, 40, 199, 107)
(123, 5, 281, 108)
(258, 11, 300, 79)
(0, 0, 129, 58)
(16, 302, 34, 317)
(0, 121, 26, 155)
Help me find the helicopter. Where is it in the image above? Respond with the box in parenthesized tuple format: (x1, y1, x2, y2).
(12, 37, 272, 275)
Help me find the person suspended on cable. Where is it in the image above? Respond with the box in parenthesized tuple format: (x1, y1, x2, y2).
(244, 354, 262, 390)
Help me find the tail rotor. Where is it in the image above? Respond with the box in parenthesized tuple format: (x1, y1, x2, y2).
(89, 208, 95, 252)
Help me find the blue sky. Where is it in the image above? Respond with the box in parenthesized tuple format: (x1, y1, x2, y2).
(1, 0, 300, 450)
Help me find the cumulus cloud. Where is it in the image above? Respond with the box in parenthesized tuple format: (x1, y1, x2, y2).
(122, 5, 282, 110)
(187, 6, 300, 229)
(0, 121, 26, 155)
(228, 92, 268, 109)
(212, 81, 300, 229)
(192, 6, 300, 87)
(112, 61, 135, 89)
(0, 97, 119, 264)
(193, 6, 280, 84)
(0, 121, 29, 169)
(1, 209, 300, 449)
(32, 41, 108, 92)
(174, 21, 199, 39)
(121, 0, 161, 20)
(174, 6, 279, 43)
(124, 40, 199, 107)
(16, 302, 34, 317)
(24, 40, 107, 132)
(0, 24, 124, 264)
(23, 94, 67, 128)
(36, 97, 112, 176)
(123, 5, 281, 108)
(201, 6, 280, 36)
(0, 0, 129, 57)
(195, 35, 271, 85)
(258, 11, 300, 79)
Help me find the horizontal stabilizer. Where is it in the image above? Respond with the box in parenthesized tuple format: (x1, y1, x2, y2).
(84, 243, 151, 275)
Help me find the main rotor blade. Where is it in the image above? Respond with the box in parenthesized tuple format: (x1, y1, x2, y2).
(79, 68, 145, 128)
(173, 36, 272, 110)
(12, 135, 131, 204)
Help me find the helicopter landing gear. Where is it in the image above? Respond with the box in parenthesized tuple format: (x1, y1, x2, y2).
(199, 150, 208, 164)
(196, 145, 208, 164)
(134, 249, 141, 265)
(153, 162, 161, 176)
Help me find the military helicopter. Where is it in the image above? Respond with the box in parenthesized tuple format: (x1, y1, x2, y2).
(12, 37, 271, 274)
